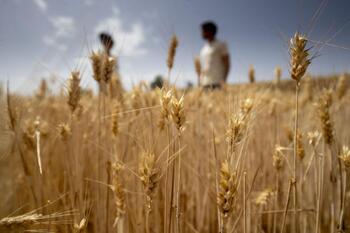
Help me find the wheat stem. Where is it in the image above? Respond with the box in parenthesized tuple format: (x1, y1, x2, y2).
(243, 171, 247, 233)
(292, 82, 300, 233)
(280, 180, 293, 233)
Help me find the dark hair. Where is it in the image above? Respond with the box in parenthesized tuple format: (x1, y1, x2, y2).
(99, 32, 114, 48)
(201, 21, 217, 36)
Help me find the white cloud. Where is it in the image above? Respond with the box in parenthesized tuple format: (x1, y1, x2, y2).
(112, 6, 120, 15)
(142, 10, 158, 20)
(32, 0, 47, 13)
(50, 16, 75, 38)
(42, 36, 55, 46)
(94, 11, 147, 57)
(43, 16, 75, 51)
(83, 0, 94, 6)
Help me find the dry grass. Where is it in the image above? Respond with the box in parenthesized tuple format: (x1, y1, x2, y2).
(0, 34, 350, 233)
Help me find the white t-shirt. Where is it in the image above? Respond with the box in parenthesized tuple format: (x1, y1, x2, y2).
(200, 40, 229, 86)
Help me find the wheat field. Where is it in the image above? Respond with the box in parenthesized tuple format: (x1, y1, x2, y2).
(0, 34, 350, 233)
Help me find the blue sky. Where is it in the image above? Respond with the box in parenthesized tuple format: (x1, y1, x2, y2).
(0, 0, 350, 93)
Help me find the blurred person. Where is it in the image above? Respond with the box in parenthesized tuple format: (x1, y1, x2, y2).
(199, 21, 230, 89)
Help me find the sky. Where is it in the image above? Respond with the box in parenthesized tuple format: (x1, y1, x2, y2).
(0, 0, 350, 93)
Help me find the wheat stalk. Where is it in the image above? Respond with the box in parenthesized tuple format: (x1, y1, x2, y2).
(167, 35, 178, 71)
(274, 66, 282, 85)
(336, 74, 347, 100)
(289, 32, 311, 233)
(290, 32, 311, 84)
(139, 152, 160, 233)
(318, 90, 334, 145)
(171, 95, 186, 133)
(36, 79, 48, 100)
(90, 51, 103, 83)
(67, 71, 81, 113)
(110, 162, 126, 231)
(217, 160, 238, 232)
(102, 56, 116, 84)
(248, 65, 255, 83)
(158, 88, 172, 130)
(338, 146, 350, 231)
(111, 100, 121, 138)
(139, 152, 160, 209)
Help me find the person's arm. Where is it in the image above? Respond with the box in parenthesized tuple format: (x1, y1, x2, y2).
(222, 54, 230, 82)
